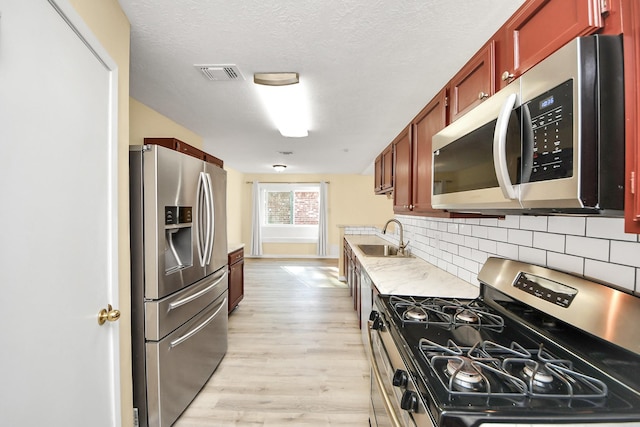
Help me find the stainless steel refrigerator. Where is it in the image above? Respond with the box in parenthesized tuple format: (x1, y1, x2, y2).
(129, 144, 228, 427)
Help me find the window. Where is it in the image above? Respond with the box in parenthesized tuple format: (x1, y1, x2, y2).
(260, 183, 320, 243)
(265, 190, 319, 225)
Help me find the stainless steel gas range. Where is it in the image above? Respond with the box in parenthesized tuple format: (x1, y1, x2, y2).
(367, 257, 640, 427)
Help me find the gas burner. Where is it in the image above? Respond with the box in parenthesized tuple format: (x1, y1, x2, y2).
(455, 308, 479, 324)
(404, 306, 428, 321)
(523, 363, 554, 385)
(446, 357, 484, 390)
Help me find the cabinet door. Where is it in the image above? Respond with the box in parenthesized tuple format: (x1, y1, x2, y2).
(449, 41, 495, 122)
(374, 145, 393, 194)
(228, 249, 244, 313)
(374, 154, 383, 193)
(412, 89, 448, 213)
(382, 144, 393, 191)
(392, 126, 412, 212)
(622, 0, 640, 233)
(500, 0, 603, 87)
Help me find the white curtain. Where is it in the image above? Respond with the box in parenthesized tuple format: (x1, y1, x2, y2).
(250, 181, 262, 256)
(317, 181, 328, 256)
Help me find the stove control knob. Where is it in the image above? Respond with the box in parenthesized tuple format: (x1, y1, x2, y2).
(369, 311, 384, 330)
(392, 369, 409, 388)
(400, 390, 419, 413)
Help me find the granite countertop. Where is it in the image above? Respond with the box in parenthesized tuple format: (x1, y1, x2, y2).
(228, 243, 245, 254)
(345, 235, 479, 299)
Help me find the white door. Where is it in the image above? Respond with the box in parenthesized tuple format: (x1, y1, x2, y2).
(0, 1, 121, 426)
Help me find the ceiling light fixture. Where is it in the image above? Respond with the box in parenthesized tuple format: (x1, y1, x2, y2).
(254, 72, 309, 138)
(272, 164, 287, 172)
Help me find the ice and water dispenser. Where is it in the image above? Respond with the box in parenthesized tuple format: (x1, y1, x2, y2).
(164, 206, 193, 274)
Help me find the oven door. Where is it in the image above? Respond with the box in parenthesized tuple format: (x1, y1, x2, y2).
(368, 323, 414, 427)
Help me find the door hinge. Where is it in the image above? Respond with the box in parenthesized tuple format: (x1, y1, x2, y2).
(133, 408, 139, 427)
(631, 171, 636, 195)
(600, 0, 610, 15)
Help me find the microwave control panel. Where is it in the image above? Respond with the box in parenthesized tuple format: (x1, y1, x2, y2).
(525, 80, 573, 183)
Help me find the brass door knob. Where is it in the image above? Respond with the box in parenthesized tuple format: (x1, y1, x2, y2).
(98, 304, 121, 325)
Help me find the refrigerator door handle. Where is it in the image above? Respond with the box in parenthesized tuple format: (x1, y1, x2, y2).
(169, 297, 227, 348)
(168, 270, 227, 311)
(196, 172, 213, 267)
(203, 172, 215, 266)
(196, 172, 204, 267)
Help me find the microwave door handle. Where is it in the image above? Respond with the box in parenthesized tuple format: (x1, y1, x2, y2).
(493, 92, 518, 200)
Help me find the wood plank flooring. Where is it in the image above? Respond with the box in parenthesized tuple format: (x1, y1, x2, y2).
(174, 258, 371, 427)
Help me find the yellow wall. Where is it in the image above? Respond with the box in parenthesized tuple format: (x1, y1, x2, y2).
(68, 0, 133, 425)
(242, 173, 394, 256)
(130, 98, 204, 148)
(225, 167, 245, 244)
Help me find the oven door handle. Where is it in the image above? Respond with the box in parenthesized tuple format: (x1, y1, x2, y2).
(367, 321, 403, 427)
(493, 92, 518, 200)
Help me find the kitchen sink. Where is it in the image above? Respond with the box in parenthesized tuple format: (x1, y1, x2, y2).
(357, 244, 409, 257)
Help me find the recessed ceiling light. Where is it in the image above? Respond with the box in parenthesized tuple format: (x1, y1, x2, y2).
(272, 164, 287, 172)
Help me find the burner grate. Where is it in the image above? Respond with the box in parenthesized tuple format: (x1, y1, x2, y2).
(389, 296, 504, 330)
(419, 338, 608, 400)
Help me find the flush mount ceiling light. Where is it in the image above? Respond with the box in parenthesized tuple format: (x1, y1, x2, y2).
(254, 72, 309, 138)
(254, 72, 299, 86)
(272, 164, 287, 172)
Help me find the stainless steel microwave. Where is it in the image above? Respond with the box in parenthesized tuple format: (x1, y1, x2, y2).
(432, 35, 624, 215)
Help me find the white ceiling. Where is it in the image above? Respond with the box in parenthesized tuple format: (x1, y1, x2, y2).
(118, 0, 526, 174)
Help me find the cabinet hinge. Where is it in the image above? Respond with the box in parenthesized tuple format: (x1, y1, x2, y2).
(631, 171, 636, 195)
(600, 0, 610, 15)
(444, 96, 449, 107)
(133, 408, 139, 427)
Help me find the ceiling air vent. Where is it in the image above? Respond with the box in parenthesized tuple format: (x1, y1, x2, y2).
(195, 64, 244, 81)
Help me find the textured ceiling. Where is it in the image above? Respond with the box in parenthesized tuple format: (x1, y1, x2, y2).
(118, 0, 526, 174)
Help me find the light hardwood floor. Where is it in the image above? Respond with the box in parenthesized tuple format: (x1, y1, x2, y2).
(174, 258, 371, 427)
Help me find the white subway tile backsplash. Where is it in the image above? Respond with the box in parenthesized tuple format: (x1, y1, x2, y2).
(566, 235, 609, 261)
(496, 242, 519, 259)
(378, 215, 640, 298)
(547, 252, 584, 275)
(587, 217, 637, 242)
(472, 226, 489, 239)
(610, 241, 640, 268)
(478, 238, 497, 254)
(498, 215, 520, 229)
(520, 216, 548, 231)
(548, 216, 585, 236)
(508, 229, 533, 246)
(471, 249, 489, 264)
(459, 246, 473, 259)
(533, 231, 565, 253)
(487, 227, 508, 242)
(457, 268, 472, 283)
(464, 236, 479, 249)
(584, 259, 635, 293)
(459, 224, 473, 236)
(519, 246, 547, 265)
(479, 218, 499, 227)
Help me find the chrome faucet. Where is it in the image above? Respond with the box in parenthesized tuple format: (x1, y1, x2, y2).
(382, 219, 408, 255)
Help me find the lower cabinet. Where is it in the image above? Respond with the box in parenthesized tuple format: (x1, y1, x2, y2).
(228, 247, 244, 313)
